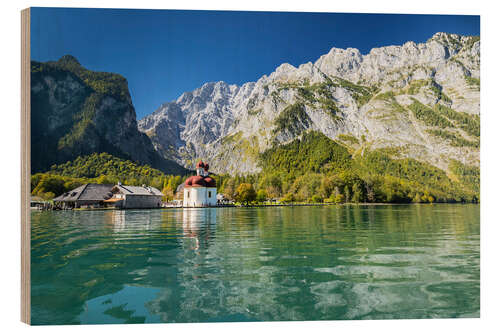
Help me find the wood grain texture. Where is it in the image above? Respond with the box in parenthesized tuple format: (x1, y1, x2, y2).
(21, 7, 31, 325)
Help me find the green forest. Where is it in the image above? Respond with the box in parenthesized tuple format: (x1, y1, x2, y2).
(32, 131, 479, 204)
(217, 131, 479, 204)
(31, 153, 186, 201)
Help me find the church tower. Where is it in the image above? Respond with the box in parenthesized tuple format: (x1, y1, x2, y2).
(183, 160, 217, 207)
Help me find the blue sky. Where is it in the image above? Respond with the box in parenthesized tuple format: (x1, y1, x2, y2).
(31, 8, 479, 119)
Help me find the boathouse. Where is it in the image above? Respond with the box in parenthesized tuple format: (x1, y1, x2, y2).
(183, 161, 217, 207)
(53, 183, 114, 208)
(104, 183, 163, 209)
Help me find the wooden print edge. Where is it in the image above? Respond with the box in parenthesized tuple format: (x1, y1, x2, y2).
(21, 7, 31, 325)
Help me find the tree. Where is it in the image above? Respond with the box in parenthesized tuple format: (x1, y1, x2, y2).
(31, 173, 44, 192)
(223, 178, 237, 200)
(311, 194, 323, 203)
(256, 189, 268, 203)
(320, 175, 336, 198)
(162, 186, 174, 202)
(324, 196, 334, 203)
(96, 174, 112, 184)
(344, 185, 351, 203)
(289, 173, 322, 202)
(421, 190, 435, 204)
(172, 175, 183, 190)
(351, 182, 364, 203)
(364, 178, 376, 202)
(281, 192, 295, 203)
(32, 174, 66, 197)
(63, 179, 84, 192)
(40, 191, 55, 200)
(333, 193, 345, 204)
(427, 195, 435, 204)
(235, 183, 257, 204)
(259, 173, 282, 198)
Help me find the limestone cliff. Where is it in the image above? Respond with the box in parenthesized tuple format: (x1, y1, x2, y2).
(31, 55, 186, 174)
(139, 33, 480, 175)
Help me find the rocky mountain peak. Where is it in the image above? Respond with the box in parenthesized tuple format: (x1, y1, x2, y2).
(139, 33, 479, 175)
(30, 57, 186, 174)
(57, 54, 82, 66)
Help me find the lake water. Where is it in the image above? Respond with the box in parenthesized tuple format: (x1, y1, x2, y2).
(30, 205, 480, 324)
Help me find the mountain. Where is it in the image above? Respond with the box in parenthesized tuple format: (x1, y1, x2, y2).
(138, 32, 480, 176)
(30, 55, 186, 174)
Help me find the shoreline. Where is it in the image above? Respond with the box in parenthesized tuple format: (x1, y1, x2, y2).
(32, 201, 479, 212)
(176, 202, 479, 209)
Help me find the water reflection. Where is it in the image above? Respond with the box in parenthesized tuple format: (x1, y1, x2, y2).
(30, 205, 480, 324)
(181, 208, 217, 250)
(108, 209, 126, 232)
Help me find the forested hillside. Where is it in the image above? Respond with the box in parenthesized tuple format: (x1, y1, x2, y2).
(217, 131, 479, 204)
(31, 153, 186, 200)
(33, 132, 478, 204)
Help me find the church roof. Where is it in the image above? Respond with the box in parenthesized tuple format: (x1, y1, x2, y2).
(184, 175, 216, 188)
(204, 176, 216, 187)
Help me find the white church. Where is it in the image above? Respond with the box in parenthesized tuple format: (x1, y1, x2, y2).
(183, 160, 218, 207)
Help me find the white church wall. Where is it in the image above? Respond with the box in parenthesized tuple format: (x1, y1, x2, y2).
(183, 187, 217, 207)
(207, 188, 217, 206)
(183, 188, 192, 207)
(183, 188, 196, 207)
(194, 187, 207, 206)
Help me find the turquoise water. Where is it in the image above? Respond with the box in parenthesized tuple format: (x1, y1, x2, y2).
(30, 205, 480, 324)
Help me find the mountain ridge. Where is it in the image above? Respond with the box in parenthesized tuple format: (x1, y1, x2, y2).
(138, 32, 480, 175)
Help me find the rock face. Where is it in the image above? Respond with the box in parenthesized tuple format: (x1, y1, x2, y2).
(139, 32, 480, 175)
(31, 55, 186, 174)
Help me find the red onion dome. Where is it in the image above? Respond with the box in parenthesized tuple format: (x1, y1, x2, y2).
(196, 160, 205, 169)
(185, 176, 194, 186)
(185, 175, 207, 187)
(204, 176, 216, 187)
(203, 163, 210, 171)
